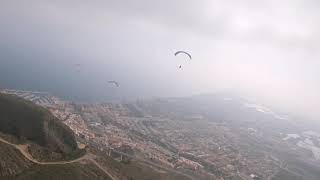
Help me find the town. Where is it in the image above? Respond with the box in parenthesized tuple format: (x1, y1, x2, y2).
(2, 89, 320, 180)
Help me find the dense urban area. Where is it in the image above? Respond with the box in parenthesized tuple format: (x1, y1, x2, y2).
(2, 89, 320, 180)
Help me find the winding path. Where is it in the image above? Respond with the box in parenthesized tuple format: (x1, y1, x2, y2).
(0, 137, 117, 180)
(0, 137, 88, 165)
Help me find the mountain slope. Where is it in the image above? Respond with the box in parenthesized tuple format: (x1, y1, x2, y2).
(0, 93, 80, 161)
(0, 93, 113, 179)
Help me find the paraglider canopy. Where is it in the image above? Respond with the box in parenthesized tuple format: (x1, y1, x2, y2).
(174, 51, 192, 60)
(108, 81, 119, 87)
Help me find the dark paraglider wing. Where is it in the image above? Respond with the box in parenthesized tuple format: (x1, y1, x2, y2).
(108, 81, 119, 87)
(174, 51, 192, 60)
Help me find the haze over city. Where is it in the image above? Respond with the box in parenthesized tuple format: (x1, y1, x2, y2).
(2, 1, 320, 180)
(0, 0, 319, 119)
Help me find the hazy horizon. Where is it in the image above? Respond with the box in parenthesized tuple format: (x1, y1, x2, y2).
(1, 0, 320, 120)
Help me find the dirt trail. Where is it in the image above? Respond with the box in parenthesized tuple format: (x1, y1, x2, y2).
(0, 137, 117, 180)
(0, 137, 88, 165)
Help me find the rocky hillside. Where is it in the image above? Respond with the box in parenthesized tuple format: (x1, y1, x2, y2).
(0, 93, 80, 161)
(0, 93, 112, 179)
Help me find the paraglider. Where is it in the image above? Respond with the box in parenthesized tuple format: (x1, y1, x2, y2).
(174, 51, 192, 69)
(174, 51, 192, 60)
(108, 81, 119, 87)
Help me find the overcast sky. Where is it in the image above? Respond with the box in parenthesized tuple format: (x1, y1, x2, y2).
(0, 0, 320, 119)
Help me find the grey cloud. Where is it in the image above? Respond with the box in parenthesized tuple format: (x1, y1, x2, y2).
(0, 0, 320, 120)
